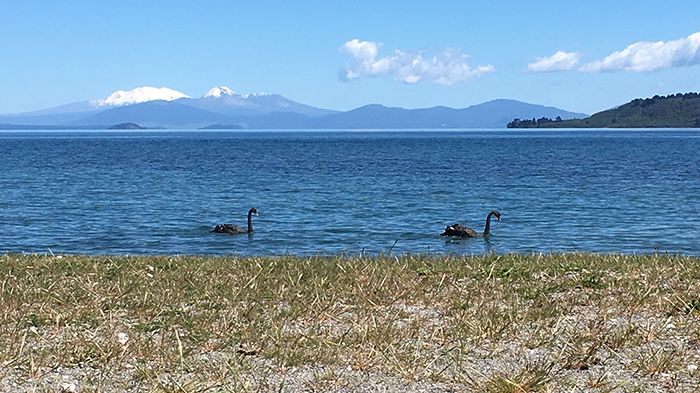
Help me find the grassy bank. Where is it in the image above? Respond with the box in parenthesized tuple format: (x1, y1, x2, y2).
(1, 253, 699, 392)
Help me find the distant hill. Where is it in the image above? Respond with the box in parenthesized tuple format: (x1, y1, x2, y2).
(108, 122, 146, 130)
(245, 100, 586, 129)
(199, 124, 243, 130)
(508, 93, 700, 128)
(71, 100, 232, 128)
(72, 98, 583, 129)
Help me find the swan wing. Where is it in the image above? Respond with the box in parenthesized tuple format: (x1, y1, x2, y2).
(441, 224, 479, 237)
(212, 224, 245, 234)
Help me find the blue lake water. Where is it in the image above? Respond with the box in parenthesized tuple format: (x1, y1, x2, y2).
(0, 130, 698, 256)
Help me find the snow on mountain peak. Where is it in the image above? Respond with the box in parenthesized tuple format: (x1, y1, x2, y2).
(203, 86, 237, 98)
(95, 86, 190, 107)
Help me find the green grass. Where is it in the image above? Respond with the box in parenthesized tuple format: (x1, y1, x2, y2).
(1, 253, 699, 392)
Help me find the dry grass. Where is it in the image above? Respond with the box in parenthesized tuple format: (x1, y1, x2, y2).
(0, 253, 699, 392)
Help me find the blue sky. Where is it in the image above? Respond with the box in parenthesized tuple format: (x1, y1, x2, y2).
(1, 1, 700, 115)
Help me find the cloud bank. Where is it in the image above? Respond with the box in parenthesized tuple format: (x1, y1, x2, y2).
(527, 51, 580, 72)
(527, 32, 700, 73)
(580, 32, 700, 72)
(340, 39, 494, 85)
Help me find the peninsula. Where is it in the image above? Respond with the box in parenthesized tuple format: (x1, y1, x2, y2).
(508, 92, 700, 128)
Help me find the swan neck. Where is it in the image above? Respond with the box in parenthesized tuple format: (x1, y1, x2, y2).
(483, 212, 494, 236)
(247, 211, 254, 233)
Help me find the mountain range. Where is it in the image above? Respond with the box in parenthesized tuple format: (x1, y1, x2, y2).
(0, 86, 587, 129)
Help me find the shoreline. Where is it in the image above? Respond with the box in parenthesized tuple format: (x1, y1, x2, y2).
(2, 253, 699, 391)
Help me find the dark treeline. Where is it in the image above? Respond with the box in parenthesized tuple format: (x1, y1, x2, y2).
(507, 92, 700, 128)
(507, 116, 563, 128)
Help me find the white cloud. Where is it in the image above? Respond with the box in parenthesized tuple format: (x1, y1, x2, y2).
(527, 51, 580, 72)
(580, 31, 700, 72)
(339, 39, 494, 85)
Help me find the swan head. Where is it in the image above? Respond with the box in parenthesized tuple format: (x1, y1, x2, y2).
(491, 210, 502, 221)
(248, 207, 259, 216)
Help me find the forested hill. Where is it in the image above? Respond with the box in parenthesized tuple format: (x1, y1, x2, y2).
(507, 93, 700, 128)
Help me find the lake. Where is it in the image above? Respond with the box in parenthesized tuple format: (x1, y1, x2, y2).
(1, 129, 698, 256)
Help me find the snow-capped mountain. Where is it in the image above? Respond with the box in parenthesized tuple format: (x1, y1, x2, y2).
(94, 86, 190, 107)
(202, 86, 275, 99)
(188, 86, 335, 118)
(0, 86, 192, 125)
(203, 86, 236, 98)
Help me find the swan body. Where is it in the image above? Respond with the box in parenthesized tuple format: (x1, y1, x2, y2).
(211, 223, 246, 234)
(212, 207, 259, 234)
(441, 224, 479, 237)
(441, 210, 501, 238)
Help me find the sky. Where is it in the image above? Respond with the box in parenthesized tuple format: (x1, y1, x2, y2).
(1, 1, 700, 115)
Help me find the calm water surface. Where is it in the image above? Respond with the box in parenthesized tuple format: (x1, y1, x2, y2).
(1, 130, 698, 256)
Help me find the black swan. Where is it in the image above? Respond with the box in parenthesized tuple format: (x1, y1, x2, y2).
(441, 210, 501, 237)
(211, 207, 259, 234)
